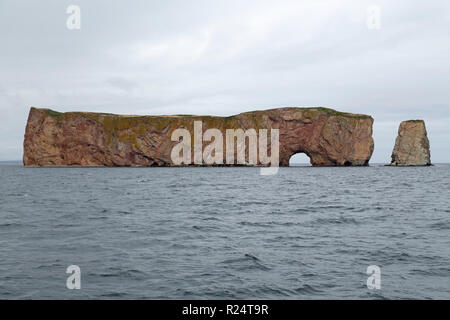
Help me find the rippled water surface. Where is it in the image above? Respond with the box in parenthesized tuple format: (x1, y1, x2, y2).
(0, 164, 449, 299)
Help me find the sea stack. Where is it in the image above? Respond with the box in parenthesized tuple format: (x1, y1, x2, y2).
(390, 120, 431, 166)
(23, 107, 374, 167)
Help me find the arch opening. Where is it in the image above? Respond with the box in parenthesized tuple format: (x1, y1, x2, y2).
(289, 153, 312, 167)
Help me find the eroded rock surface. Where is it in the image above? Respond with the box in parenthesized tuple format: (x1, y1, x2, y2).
(23, 107, 374, 167)
(390, 120, 431, 166)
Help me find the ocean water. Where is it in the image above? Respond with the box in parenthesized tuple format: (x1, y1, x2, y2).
(0, 163, 449, 299)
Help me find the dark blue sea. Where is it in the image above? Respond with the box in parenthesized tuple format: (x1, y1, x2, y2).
(0, 163, 449, 299)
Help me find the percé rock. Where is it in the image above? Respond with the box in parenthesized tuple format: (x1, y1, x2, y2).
(23, 107, 374, 167)
(390, 120, 431, 166)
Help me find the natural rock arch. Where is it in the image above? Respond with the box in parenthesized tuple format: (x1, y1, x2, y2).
(24, 107, 374, 167)
(289, 152, 312, 166)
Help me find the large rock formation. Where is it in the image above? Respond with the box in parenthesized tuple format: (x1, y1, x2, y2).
(23, 107, 374, 167)
(390, 120, 431, 166)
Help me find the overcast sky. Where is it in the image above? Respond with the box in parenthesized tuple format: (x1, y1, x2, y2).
(0, 0, 449, 163)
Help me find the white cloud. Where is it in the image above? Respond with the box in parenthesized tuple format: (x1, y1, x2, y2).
(0, 0, 449, 162)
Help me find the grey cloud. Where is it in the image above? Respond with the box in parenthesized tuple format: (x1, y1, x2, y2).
(0, 0, 449, 162)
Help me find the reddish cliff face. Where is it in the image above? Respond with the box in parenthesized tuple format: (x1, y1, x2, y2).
(390, 120, 431, 166)
(23, 107, 374, 167)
